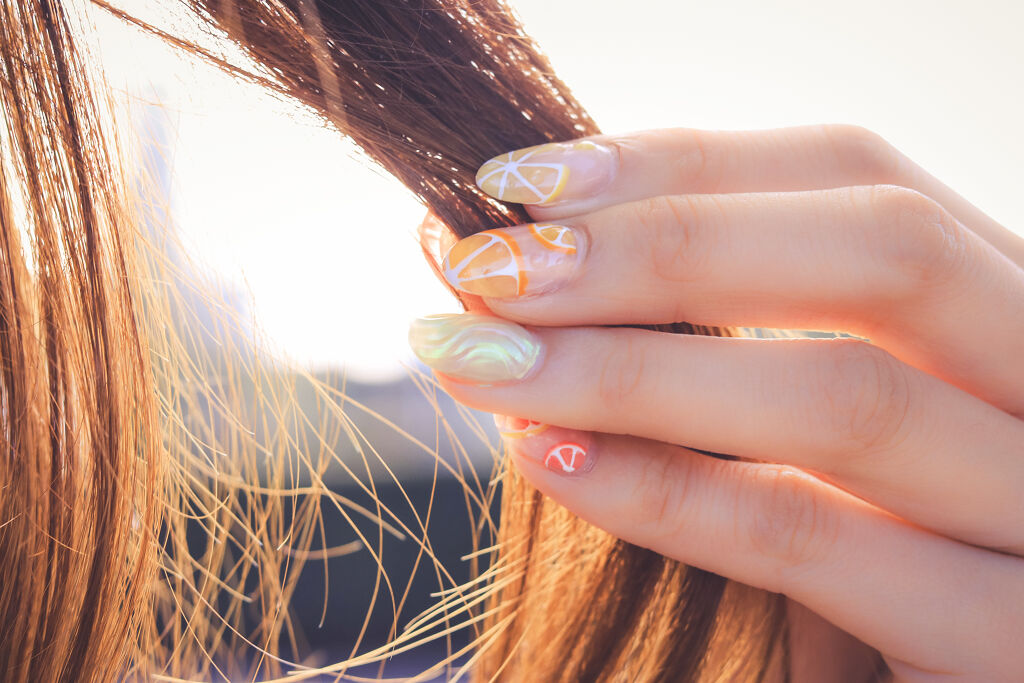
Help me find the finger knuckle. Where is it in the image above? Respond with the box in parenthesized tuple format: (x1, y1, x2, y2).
(596, 334, 648, 407)
(633, 194, 713, 285)
(666, 128, 722, 192)
(822, 124, 905, 183)
(816, 340, 914, 455)
(611, 128, 720, 193)
(632, 450, 695, 540)
(748, 466, 840, 588)
(867, 184, 969, 295)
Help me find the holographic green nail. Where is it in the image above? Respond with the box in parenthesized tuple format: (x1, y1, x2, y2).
(408, 313, 542, 384)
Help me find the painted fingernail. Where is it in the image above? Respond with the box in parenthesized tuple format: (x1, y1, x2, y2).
(493, 414, 550, 439)
(476, 140, 616, 205)
(408, 313, 542, 384)
(494, 416, 594, 476)
(542, 440, 590, 474)
(442, 223, 582, 298)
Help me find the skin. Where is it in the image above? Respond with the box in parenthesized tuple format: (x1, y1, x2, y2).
(424, 125, 1024, 681)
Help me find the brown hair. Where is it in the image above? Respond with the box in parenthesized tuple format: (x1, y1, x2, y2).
(2, 0, 788, 679)
(0, 2, 157, 678)
(133, 1, 793, 679)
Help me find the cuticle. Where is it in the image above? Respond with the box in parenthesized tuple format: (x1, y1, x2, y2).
(518, 327, 548, 384)
(562, 221, 591, 289)
(595, 140, 621, 196)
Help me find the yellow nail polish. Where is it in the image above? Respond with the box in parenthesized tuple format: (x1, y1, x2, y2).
(442, 223, 582, 298)
(475, 140, 615, 205)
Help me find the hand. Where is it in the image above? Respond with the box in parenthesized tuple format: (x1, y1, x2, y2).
(408, 125, 1024, 682)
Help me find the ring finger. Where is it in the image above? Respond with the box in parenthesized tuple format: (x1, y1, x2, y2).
(408, 317, 1024, 554)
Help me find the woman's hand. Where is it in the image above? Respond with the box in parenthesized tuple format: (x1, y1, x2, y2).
(408, 125, 1024, 682)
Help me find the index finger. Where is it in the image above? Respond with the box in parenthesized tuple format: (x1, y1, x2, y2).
(476, 126, 1024, 268)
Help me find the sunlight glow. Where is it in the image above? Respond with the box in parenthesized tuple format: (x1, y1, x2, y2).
(93, 0, 1024, 382)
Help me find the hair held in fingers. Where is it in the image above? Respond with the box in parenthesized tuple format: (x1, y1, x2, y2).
(0, 1, 808, 680)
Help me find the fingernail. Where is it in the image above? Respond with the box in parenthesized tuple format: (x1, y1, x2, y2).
(493, 414, 550, 439)
(408, 313, 542, 384)
(494, 415, 594, 475)
(542, 440, 590, 474)
(442, 223, 582, 298)
(476, 140, 616, 205)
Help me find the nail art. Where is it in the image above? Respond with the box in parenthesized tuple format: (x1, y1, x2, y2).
(442, 223, 581, 298)
(476, 140, 616, 205)
(493, 415, 550, 439)
(544, 442, 588, 474)
(408, 313, 542, 384)
(496, 420, 595, 476)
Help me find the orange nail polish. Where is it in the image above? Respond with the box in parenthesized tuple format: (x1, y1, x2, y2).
(543, 441, 588, 474)
(493, 415, 550, 439)
(442, 223, 582, 299)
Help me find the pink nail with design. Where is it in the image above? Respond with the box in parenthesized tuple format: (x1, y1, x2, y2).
(543, 441, 588, 474)
(494, 415, 594, 476)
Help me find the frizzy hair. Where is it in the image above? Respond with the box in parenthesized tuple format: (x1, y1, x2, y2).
(1, 0, 795, 680)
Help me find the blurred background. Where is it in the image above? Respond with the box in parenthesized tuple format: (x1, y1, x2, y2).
(90, 0, 1024, 676)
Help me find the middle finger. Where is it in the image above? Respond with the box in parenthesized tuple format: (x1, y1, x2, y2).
(441, 185, 1024, 415)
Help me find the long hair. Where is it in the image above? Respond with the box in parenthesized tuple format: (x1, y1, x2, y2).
(1, 1, 789, 680)
(0, 2, 159, 679)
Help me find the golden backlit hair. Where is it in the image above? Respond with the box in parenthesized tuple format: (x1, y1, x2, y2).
(0, 1, 798, 680)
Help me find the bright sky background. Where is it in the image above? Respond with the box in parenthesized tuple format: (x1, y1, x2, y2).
(94, 0, 1024, 382)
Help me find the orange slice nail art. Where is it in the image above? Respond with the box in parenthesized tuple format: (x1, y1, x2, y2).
(442, 223, 581, 299)
(475, 141, 616, 205)
(494, 415, 550, 439)
(529, 223, 577, 254)
(544, 442, 587, 474)
(476, 146, 569, 204)
(442, 230, 527, 298)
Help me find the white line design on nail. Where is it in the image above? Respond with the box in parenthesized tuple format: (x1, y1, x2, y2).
(544, 442, 587, 473)
(442, 230, 525, 296)
(477, 148, 567, 203)
(529, 223, 577, 254)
